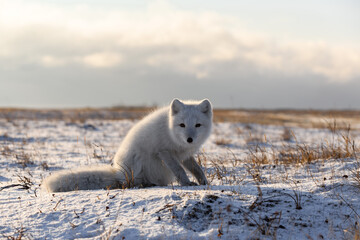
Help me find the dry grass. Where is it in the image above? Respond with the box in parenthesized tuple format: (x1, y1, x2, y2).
(214, 138, 232, 146)
(281, 127, 293, 142)
(244, 211, 282, 238)
(274, 123, 357, 166)
(352, 159, 360, 190)
(213, 109, 360, 129)
(1, 107, 360, 129)
(2, 226, 27, 240)
(205, 118, 358, 188)
(0, 107, 153, 122)
(1, 141, 34, 168)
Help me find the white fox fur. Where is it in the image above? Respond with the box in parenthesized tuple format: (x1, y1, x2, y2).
(42, 99, 212, 192)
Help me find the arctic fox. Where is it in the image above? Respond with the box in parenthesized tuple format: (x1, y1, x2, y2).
(42, 99, 212, 192)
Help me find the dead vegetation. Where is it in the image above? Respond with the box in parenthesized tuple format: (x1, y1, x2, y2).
(214, 138, 232, 146)
(0, 138, 35, 168)
(213, 109, 360, 129)
(2, 225, 27, 240)
(1, 107, 360, 129)
(211, 120, 358, 175)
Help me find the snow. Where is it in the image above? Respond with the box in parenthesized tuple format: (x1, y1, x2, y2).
(0, 118, 360, 239)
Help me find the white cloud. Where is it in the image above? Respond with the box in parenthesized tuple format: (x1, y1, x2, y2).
(40, 55, 66, 67)
(0, 0, 359, 82)
(82, 52, 123, 68)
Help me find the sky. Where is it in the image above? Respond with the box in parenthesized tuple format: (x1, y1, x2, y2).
(0, 0, 359, 109)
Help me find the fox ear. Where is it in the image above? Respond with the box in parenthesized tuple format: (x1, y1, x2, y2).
(170, 98, 184, 115)
(199, 99, 212, 115)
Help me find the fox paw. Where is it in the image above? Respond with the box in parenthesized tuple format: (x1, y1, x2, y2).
(188, 181, 198, 186)
(181, 181, 198, 186)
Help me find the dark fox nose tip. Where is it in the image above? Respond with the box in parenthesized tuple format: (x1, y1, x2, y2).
(187, 137, 193, 143)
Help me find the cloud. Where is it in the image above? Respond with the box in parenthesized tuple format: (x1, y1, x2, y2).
(0, 0, 359, 82)
(40, 55, 66, 67)
(82, 52, 123, 68)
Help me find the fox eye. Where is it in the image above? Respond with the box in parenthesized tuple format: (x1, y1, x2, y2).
(179, 123, 186, 128)
(195, 123, 201, 128)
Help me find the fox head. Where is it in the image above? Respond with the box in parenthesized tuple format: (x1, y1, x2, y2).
(168, 98, 212, 147)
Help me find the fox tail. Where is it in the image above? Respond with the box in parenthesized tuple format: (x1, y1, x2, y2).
(42, 165, 126, 192)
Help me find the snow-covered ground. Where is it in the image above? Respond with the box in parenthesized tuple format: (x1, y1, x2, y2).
(0, 118, 359, 239)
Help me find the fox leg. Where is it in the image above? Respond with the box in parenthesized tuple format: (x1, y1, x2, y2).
(183, 156, 208, 185)
(158, 151, 196, 186)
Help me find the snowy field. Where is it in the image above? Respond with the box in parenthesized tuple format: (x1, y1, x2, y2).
(1, 112, 360, 239)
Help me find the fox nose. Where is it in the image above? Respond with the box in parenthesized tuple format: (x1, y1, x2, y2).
(187, 137, 193, 143)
